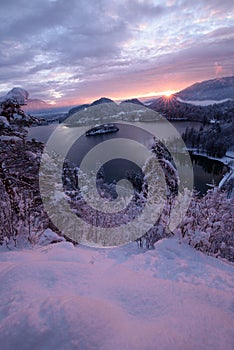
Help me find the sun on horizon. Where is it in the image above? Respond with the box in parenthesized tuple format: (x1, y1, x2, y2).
(163, 90, 175, 97)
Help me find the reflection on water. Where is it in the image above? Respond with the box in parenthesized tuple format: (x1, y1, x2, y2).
(190, 153, 228, 194)
(27, 120, 227, 195)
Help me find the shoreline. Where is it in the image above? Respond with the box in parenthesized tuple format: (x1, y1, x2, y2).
(189, 148, 234, 190)
(188, 148, 234, 166)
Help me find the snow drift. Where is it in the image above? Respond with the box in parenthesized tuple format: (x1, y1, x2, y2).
(0, 238, 233, 350)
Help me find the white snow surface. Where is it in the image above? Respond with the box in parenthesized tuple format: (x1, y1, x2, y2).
(0, 238, 233, 350)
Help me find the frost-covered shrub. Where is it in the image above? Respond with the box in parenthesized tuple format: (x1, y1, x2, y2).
(0, 140, 54, 248)
(0, 175, 47, 248)
(0, 89, 38, 139)
(176, 189, 234, 261)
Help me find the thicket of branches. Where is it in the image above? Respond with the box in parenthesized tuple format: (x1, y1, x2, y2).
(0, 95, 56, 247)
(0, 139, 52, 247)
(176, 189, 234, 261)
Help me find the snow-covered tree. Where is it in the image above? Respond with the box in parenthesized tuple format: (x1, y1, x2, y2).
(0, 138, 49, 247)
(175, 189, 234, 261)
(0, 88, 38, 139)
(0, 88, 49, 247)
(137, 138, 179, 249)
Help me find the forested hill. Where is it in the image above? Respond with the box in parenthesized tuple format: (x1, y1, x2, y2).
(148, 96, 234, 122)
(175, 76, 234, 101)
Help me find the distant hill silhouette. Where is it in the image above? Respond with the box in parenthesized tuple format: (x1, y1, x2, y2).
(68, 97, 116, 117)
(120, 98, 145, 107)
(24, 99, 52, 112)
(90, 97, 115, 106)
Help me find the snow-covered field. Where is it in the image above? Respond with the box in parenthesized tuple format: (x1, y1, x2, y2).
(0, 238, 233, 350)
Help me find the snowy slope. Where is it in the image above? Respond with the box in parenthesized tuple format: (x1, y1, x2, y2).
(0, 238, 233, 350)
(176, 76, 234, 101)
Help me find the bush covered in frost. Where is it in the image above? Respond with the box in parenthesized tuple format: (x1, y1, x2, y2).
(175, 189, 234, 261)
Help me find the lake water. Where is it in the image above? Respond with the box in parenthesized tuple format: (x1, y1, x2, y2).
(27, 120, 228, 195)
(27, 120, 205, 144)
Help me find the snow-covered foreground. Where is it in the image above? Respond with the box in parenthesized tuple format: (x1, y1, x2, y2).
(0, 239, 233, 350)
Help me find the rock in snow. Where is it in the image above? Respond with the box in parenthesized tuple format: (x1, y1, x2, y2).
(38, 228, 65, 246)
(0, 238, 233, 350)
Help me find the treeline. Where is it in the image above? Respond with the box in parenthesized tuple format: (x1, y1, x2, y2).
(182, 123, 234, 158)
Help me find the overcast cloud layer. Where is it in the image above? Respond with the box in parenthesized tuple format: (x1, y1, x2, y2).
(0, 0, 233, 105)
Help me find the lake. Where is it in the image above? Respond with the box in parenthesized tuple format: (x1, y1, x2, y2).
(27, 120, 228, 195)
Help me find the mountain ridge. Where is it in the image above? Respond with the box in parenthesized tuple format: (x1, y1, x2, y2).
(176, 76, 234, 101)
(2, 75, 234, 116)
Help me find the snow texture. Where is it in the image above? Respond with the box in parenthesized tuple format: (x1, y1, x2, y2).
(0, 238, 233, 350)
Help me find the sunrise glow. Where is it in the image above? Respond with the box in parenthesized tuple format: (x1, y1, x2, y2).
(0, 1, 233, 105)
(163, 90, 175, 97)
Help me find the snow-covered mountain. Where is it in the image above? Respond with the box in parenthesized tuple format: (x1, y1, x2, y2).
(0, 87, 29, 105)
(0, 87, 57, 113)
(176, 76, 234, 101)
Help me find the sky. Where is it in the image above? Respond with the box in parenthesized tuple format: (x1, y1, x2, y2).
(0, 0, 234, 106)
